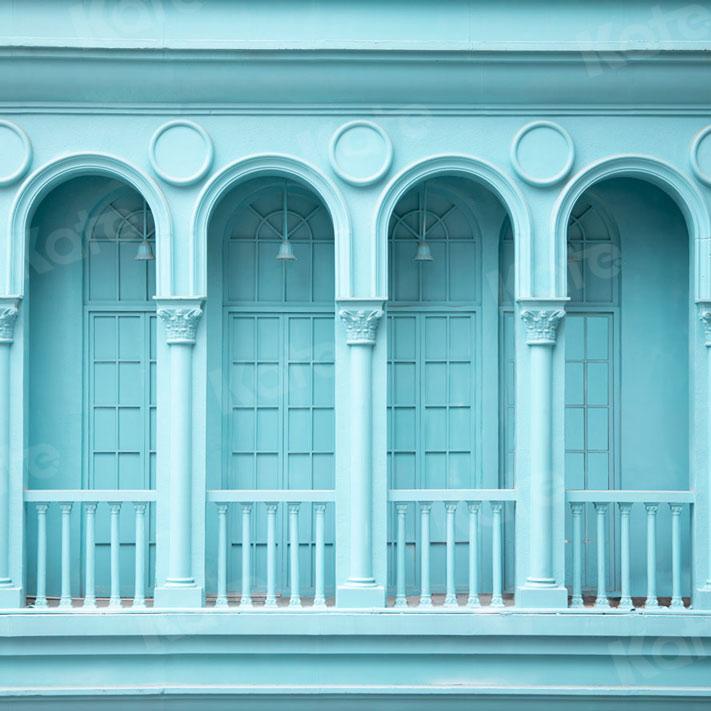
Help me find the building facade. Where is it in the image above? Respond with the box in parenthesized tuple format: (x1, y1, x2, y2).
(2, 1, 711, 708)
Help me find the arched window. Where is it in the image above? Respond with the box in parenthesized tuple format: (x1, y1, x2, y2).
(387, 176, 511, 601)
(28, 177, 156, 600)
(206, 177, 335, 600)
(564, 179, 690, 598)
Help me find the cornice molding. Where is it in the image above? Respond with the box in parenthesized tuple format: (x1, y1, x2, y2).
(1, 49, 710, 112)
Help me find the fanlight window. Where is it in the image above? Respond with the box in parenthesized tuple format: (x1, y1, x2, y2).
(87, 189, 156, 304)
(225, 179, 334, 305)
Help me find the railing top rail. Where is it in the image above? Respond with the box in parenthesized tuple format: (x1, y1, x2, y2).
(207, 489, 335, 503)
(24, 489, 157, 503)
(566, 490, 694, 504)
(388, 489, 518, 502)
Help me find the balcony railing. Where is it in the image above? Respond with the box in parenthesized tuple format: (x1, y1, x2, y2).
(17, 487, 699, 612)
(566, 490, 694, 609)
(387, 489, 517, 608)
(206, 490, 335, 608)
(24, 490, 156, 609)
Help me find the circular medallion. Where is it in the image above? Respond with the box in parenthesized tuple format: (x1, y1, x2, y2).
(0, 121, 31, 187)
(149, 120, 213, 187)
(329, 121, 393, 187)
(511, 121, 574, 187)
(691, 126, 711, 187)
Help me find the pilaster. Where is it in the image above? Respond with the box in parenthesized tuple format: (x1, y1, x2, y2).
(335, 299, 386, 607)
(154, 297, 205, 608)
(693, 303, 711, 608)
(516, 299, 569, 608)
(0, 297, 22, 607)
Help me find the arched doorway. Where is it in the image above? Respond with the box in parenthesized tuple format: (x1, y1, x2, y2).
(206, 176, 336, 603)
(27, 176, 157, 602)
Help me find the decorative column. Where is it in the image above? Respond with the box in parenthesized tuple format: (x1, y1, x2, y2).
(0, 299, 21, 607)
(337, 304, 384, 607)
(518, 304, 568, 608)
(154, 299, 204, 608)
(697, 306, 711, 606)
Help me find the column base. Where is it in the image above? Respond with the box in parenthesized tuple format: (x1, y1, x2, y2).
(516, 584, 568, 609)
(692, 586, 711, 609)
(336, 583, 385, 608)
(154, 585, 204, 609)
(0, 586, 23, 608)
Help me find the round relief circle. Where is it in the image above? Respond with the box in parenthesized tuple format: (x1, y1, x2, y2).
(149, 120, 213, 187)
(511, 121, 574, 187)
(691, 126, 711, 186)
(0, 121, 32, 187)
(329, 121, 393, 186)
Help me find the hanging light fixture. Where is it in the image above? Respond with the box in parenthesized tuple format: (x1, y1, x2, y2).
(134, 200, 155, 261)
(276, 180, 297, 262)
(414, 182, 434, 262)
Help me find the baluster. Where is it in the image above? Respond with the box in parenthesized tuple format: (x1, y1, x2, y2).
(109, 502, 121, 608)
(645, 503, 659, 609)
(34, 504, 48, 609)
(570, 502, 584, 608)
(467, 502, 481, 608)
(288, 503, 301, 607)
(490, 502, 504, 608)
(59, 503, 73, 608)
(619, 503, 633, 610)
(395, 503, 408, 608)
(444, 502, 458, 607)
(215, 504, 228, 608)
(419, 502, 432, 607)
(594, 503, 609, 608)
(133, 503, 147, 609)
(314, 504, 326, 608)
(265, 503, 278, 608)
(670, 503, 684, 609)
(240, 503, 253, 608)
(83, 503, 97, 609)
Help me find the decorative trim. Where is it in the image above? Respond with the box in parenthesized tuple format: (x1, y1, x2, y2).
(157, 305, 203, 345)
(193, 154, 351, 299)
(8, 153, 172, 298)
(0, 300, 20, 344)
(149, 120, 213, 187)
(0, 120, 31, 187)
(521, 309, 564, 345)
(700, 307, 711, 346)
(691, 126, 711, 187)
(329, 120, 393, 187)
(339, 308, 383, 346)
(510, 120, 574, 187)
(375, 155, 531, 300)
(553, 154, 710, 302)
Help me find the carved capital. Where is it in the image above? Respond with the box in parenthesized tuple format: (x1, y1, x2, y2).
(0, 300, 20, 344)
(157, 305, 203, 345)
(521, 309, 565, 346)
(699, 307, 711, 346)
(339, 308, 383, 346)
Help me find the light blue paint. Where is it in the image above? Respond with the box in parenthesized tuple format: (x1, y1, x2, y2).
(0, 0, 711, 705)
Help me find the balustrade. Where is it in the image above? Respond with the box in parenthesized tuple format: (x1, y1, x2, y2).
(24, 490, 155, 609)
(388, 490, 516, 608)
(566, 491, 693, 609)
(207, 490, 335, 608)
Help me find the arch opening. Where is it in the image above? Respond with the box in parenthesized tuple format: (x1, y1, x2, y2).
(205, 175, 337, 602)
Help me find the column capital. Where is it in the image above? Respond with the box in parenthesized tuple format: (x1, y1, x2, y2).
(338, 307, 384, 346)
(698, 302, 711, 345)
(0, 297, 21, 344)
(156, 297, 204, 345)
(520, 308, 565, 346)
